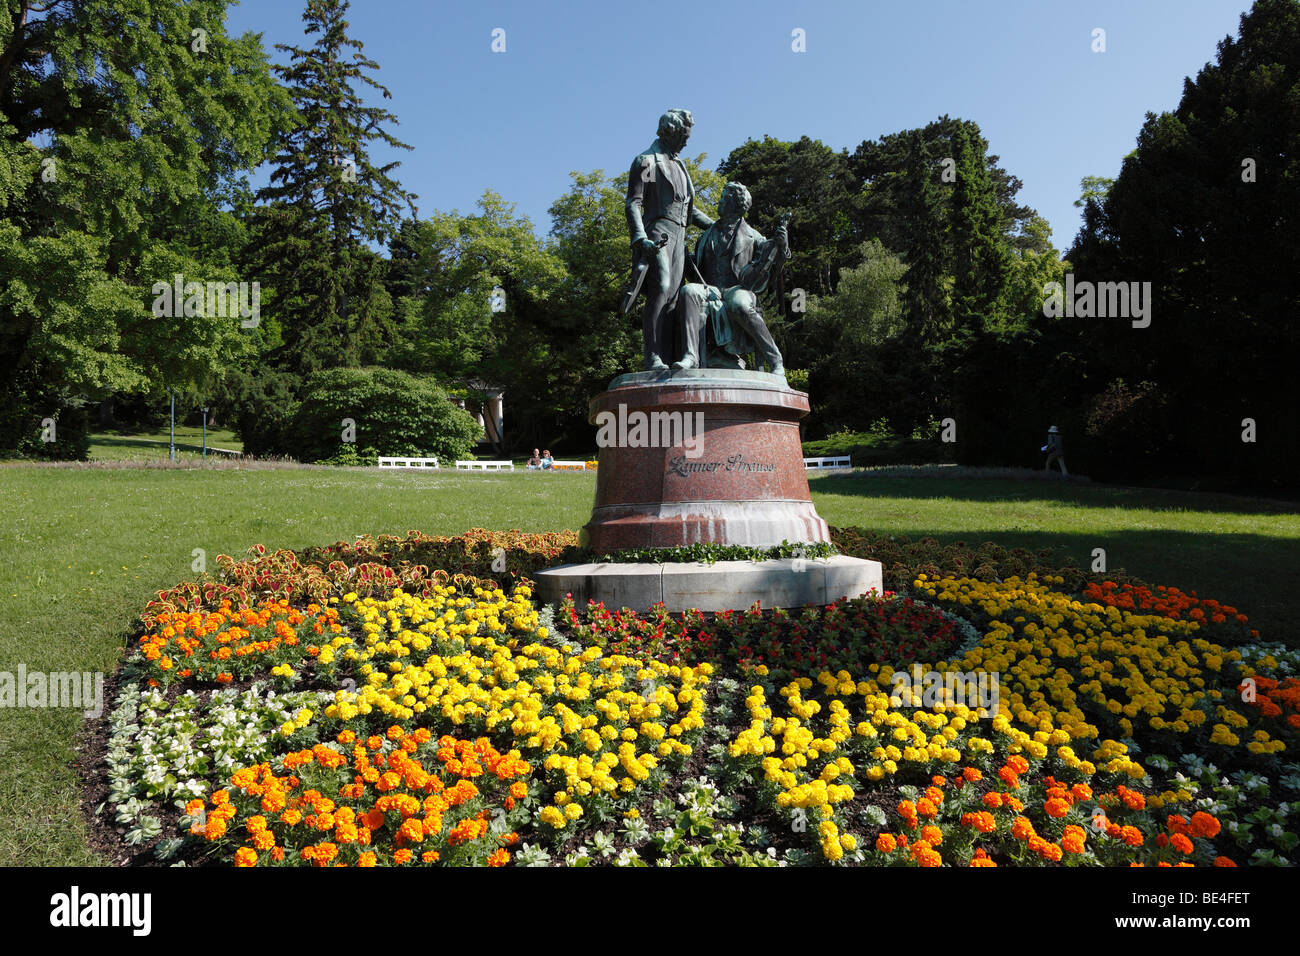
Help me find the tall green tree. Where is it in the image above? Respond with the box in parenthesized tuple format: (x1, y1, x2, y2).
(387, 192, 568, 448)
(949, 123, 1012, 334)
(1069, 0, 1300, 485)
(945, 124, 1018, 466)
(1002, 214, 1069, 331)
(897, 131, 952, 343)
(852, 118, 1040, 349)
(389, 192, 564, 384)
(246, 0, 415, 376)
(1073, 174, 1117, 209)
(0, 0, 291, 457)
(804, 240, 929, 434)
(852, 116, 1039, 261)
(545, 169, 641, 388)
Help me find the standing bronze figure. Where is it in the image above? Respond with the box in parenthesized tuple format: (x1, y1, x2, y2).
(624, 108, 715, 371)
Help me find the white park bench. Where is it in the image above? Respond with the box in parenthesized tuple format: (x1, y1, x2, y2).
(378, 456, 439, 469)
(455, 460, 515, 471)
(548, 460, 589, 471)
(804, 456, 851, 470)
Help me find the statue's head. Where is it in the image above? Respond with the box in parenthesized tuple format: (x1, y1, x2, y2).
(657, 108, 694, 154)
(719, 182, 752, 220)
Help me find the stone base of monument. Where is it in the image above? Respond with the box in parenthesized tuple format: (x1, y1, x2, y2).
(581, 368, 830, 551)
(534, 555, 883, 614)
(533, 366, 878, 613)
(536, 367, 878, 613)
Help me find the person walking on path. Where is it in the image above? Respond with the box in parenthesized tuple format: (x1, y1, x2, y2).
(1042, 426, 1068, 476)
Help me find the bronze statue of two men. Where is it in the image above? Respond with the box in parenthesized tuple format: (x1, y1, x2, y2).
(624, 108, 788, 375)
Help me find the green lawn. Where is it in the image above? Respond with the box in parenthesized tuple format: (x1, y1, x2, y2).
(810, 474, 1300, 643)
(88, 427, 244, 462)
(0, 464, 1295, 865)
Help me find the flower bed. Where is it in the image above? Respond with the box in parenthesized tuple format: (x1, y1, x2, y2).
(92, 529, 1300, 866)
(186, 728, 530, 867)
(561, 592, 969, 683)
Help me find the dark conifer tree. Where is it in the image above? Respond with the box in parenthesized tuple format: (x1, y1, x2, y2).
(246, 0, 415, 375)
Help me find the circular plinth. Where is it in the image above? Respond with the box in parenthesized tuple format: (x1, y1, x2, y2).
(535, 555, 883, 613)
(581, 369, 831, 552)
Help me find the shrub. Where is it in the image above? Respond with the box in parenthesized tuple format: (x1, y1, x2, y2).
(0, 373, 91, 460)
(287, 367, 481, 465)
(1083, 379, 1176, 480)
(230, 368, 302, 459)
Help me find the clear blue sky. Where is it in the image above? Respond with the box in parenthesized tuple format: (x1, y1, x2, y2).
(228, 0, 1253, 252)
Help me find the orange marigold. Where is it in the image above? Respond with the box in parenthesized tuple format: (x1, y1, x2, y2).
(1120, 825, 1144, 847)
(1189, 812, 1221, 839)
(1061, 825, 1087, 854)
(1044, 797, 1071, 819)
(897, 800, 918, 828)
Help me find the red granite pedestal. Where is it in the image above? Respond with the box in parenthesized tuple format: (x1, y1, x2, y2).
(536, 369, 881, 612)
(580, 369, 831, 551)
